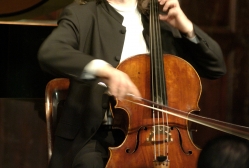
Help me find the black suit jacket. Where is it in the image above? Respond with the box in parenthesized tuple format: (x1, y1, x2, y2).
(38, 0, 226, 167)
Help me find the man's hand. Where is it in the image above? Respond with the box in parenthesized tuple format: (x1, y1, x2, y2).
(96, 64, 141, 100)
(158, 0, 195, 38)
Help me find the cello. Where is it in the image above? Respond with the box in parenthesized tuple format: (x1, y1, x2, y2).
(105, 0, 249, 168)
(106, 0, 201, 167)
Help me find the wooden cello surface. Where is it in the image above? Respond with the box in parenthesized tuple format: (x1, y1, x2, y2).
(106, 54, 201, 168)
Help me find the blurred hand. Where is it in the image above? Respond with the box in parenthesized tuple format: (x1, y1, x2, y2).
(158, 0, 195, 38)
(96, 64, 141, 100)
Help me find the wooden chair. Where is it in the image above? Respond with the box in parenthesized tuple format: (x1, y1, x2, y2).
(45, 78, 70, 162)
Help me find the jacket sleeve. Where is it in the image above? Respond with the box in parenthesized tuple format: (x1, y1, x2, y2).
(38, 4, 95, 80)
(177, 24, 227, 79)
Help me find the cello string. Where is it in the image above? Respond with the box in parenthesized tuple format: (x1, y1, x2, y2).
(150, 0, 157, 160)
(150, 0, 169, 158)
(155, 0, 168, 159)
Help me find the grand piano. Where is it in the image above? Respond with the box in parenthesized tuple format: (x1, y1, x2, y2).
(0, 0, 248, 167)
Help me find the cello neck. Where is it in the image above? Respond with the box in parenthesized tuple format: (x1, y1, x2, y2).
(149, 0, 167, 105)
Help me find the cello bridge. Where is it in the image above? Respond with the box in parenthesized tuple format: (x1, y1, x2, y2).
(147, 125, 173, 143)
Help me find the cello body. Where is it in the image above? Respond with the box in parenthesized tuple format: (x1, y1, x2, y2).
(106, 54, 201, 168)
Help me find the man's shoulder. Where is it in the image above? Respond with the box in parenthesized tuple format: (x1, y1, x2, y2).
(67, 0, 98, 11)
(59, 0, 101, 22)
(65, 0, 99, 12)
